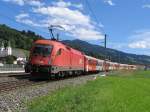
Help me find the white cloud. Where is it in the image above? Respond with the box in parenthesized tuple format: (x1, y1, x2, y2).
(19, 19, 41, 27)
(142, 4, 150, 8)
(108, 42, 126, 49)
(52, 0, 71, 8)
(104, 0, 115, 6)
(33, 7, 90, 26)
(32, 6, 104, 40)
(129, 41, 147, 49)
(27, 0, 44, 7)
(15, 13, 42, 27)
(52, 0, 83, 10)
(2, 0, 24, 6)
(16, 13, 29, 20)
(12, 0, 104, 40)
(71, 27, 103, 40)
(2, 0, 44, 7)
(128, 30, 150, 49)
(73, 4, 83, 10)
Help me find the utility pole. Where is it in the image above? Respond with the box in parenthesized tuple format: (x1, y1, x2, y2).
(119, 52, 120, 63)
(100, 34, 107, 76)
(104, 34, 107, 75)
(104, 34, 107, 49)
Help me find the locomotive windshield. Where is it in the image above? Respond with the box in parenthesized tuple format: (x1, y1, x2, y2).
(32, 44, 52, 56)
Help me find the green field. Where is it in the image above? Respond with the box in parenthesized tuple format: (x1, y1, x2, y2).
(28, 70, 150, 112)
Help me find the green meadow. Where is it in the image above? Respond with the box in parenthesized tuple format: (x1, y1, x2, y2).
(28, 70, 150, 112)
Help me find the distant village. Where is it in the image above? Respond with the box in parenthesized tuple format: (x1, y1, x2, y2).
(0, 41, 27, 65)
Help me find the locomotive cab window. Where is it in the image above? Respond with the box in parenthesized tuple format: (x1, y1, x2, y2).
(56, 49, 62, 56)
(32, 44, 52, 56)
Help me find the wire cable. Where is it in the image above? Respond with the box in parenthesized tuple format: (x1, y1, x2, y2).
(84, 0, 105, 34)
(0, 5, 49, 37)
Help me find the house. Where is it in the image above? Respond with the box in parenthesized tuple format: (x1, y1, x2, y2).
(0, 42, 12, 57)
(0, 41, 27, 64)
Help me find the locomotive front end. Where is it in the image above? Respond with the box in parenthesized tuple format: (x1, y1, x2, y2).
(29, 40, 54, 75)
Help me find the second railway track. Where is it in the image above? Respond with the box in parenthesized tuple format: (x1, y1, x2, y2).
(0, 79, 47, 93)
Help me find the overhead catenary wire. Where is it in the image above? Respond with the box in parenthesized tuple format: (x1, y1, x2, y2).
(1, 0, 105, 38)
(83, 0, 105, 35)
(0, 4, 49, 36)
(0, 3, 69, 40)
(84, 0, 107, 48)
(83, 0, 109, 75)
(0, 13, 49, 36)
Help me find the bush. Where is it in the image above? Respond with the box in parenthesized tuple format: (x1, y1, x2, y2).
(5, 55, 17, 64)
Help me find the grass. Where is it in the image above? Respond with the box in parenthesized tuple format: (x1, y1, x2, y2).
(27, 70, 150, 112)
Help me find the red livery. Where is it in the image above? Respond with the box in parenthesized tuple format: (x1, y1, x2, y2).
(29, 40, 84, 76)
(26, 39, 136, 78)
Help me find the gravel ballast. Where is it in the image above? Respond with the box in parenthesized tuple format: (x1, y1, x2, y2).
(0, 74, 98, 112)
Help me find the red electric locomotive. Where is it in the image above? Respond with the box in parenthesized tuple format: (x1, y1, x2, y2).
(26, 39, 137, 78)
(28, 39, 85, 77)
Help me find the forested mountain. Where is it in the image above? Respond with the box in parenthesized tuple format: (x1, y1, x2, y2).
(62, 40, 150, 65)
(0, 24, 150, 65)
(0, 24, 43, 50)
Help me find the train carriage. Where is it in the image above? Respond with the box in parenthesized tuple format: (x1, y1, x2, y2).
(109, 62, 114, 71)
(84, 55, 104, 72)
(113, 62, 119, 70)
(84, 55, 97, 72)
(97, 59, 104, 71)
(103, 61, 111, 71)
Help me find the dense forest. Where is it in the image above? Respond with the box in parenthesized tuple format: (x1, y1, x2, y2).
(0, 24, 43, 50)
(0, 24, 150, 65)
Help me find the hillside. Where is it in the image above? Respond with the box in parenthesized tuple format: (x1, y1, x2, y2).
(62, 39, 150, 65)
(0, 24, 43, 50)
(0, 24, 150, 65)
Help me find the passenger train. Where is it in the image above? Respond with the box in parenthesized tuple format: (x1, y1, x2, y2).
(25, 39, 136, 78)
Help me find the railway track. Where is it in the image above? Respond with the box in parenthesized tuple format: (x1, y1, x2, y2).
(0, 72, 59, 93)
(0, 79, 47, 93)
(0, 73, 29, 77)
(0, 72, 101, 93)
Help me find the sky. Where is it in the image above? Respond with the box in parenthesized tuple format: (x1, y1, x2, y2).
(0, 0, 150, 55)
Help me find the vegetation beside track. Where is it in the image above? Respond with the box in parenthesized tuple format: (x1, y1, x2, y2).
(28, 70, 150, 112)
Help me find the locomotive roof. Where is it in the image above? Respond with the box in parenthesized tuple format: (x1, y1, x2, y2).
(85, 55, 104, 62)
(34, 39, 83, 55)
(34, 39, 63, 46)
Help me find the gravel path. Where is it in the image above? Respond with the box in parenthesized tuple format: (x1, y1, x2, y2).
(0, 74, 98, 112)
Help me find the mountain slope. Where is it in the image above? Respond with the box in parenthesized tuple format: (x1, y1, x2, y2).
(62, 39, 150, 65)
(0, 24, 149, 65)
(0, 24, 43, 50)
